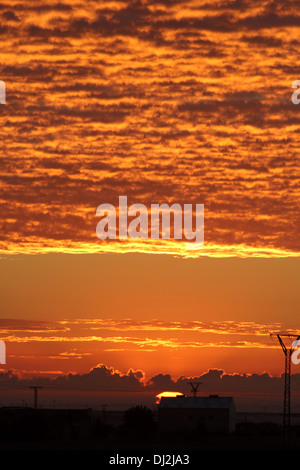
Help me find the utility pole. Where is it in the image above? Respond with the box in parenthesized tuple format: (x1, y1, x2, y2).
(101, 403, 107, 425)
(270, 333, 300, 448)
(29, 386, 43, 409)
(188, 382, 202, 397)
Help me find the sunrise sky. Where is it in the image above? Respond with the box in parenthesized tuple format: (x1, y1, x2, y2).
(0, 0, 300, 408)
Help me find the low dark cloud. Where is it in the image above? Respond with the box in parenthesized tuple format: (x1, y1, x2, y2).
(0, 364, 299, 396)
(0, 364, 144, 391)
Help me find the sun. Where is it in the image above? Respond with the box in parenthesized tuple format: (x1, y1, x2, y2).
(155, 391, 184, 405)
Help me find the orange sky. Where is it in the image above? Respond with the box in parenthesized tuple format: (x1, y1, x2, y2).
(0, 0, 300, 397)
(0, 254, 299, 381)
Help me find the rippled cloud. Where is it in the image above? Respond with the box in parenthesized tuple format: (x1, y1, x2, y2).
(0, 0, 299, 257)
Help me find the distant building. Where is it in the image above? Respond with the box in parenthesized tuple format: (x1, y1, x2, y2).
(158, 395, 236, 434)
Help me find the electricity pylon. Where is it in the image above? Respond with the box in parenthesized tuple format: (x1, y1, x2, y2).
(29, 386, 43, 409)
(270, 333, 300, 448)
(188, 382, 202, 397)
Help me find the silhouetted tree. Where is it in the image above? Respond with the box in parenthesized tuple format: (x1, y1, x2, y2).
(122, 405, 156, 438)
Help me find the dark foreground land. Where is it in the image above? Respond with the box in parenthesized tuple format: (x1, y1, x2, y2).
(0, 433, 300, 451)
(0, 407, 299, 452)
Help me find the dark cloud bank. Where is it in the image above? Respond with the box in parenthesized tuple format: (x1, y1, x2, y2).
(1, 364, 299, 395)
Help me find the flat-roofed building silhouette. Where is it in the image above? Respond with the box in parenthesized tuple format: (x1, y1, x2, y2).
(158, 395, 236, 434)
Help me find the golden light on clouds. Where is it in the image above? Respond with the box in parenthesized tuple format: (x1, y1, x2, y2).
(1, 0, 300, 395)
(0, 0, 299, 258)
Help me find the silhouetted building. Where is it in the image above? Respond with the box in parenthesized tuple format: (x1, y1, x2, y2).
(158, 395, 236, 434)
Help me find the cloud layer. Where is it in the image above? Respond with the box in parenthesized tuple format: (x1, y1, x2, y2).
(0, 0, 300, 257)
(1, 362, 300, 399)
(0, 317, 291, 378)
(0, 317, 284, 350)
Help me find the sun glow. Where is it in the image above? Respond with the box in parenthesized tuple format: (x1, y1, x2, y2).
(155, 391, 184, 404)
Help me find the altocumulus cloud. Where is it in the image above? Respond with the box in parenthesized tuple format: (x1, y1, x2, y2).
(1, 0, 300, 257)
